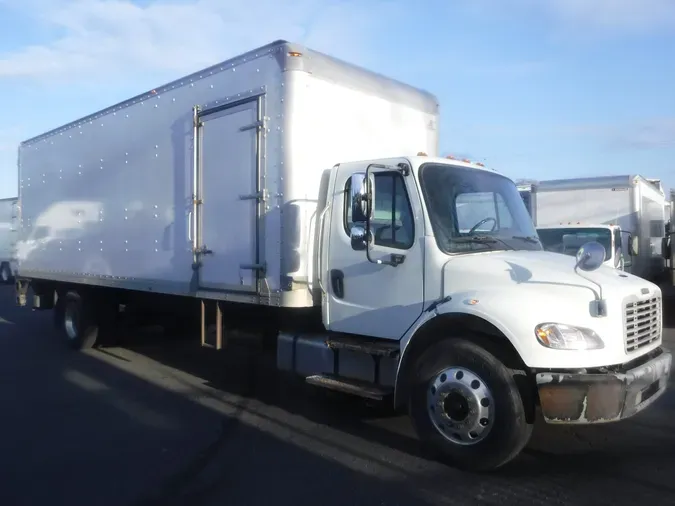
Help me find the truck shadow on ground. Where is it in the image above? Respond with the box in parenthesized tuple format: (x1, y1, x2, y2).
(0, 302, 439, 506)
(117, 323, 675, 504)
(3, 286, 675, 505)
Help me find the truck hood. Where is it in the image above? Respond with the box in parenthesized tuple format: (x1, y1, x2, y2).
(435, 249, 661, 369)
(443, 249, 656, 296)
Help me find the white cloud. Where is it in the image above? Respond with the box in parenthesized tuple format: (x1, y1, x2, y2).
(0, 0, 404, 197)
(609, 117, 675, 149)
(0, 0, 400, 81)
(459, 0, 675, 34)
(546, 0, 675, 32)
(0, 127, 25, 153)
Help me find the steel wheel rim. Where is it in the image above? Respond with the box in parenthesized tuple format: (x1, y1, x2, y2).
(426, 366, 494, 446)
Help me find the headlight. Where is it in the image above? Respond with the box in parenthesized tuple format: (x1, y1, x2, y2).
(535, 323, 604, 350)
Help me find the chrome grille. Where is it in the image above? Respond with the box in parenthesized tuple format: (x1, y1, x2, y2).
(624, 296, 661, 353)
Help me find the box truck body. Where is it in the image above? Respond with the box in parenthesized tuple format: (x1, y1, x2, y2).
(16, 40, 438, 308)
(0, 196, 18, 283)
(14, 41, 671, 473)
(532, 175, 666, 281)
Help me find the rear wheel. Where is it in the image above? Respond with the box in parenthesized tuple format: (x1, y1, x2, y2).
(0, 263, 12, 284)
(61, 291, 100, 350)
(408, 337, 533, 472)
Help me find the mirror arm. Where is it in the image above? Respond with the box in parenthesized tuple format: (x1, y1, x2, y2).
(357, 163, 407, 267)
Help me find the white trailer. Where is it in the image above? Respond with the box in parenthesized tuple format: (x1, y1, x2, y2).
(0, 196, 18, 283)
(14, 40, 671, 472)
(531, 175, 667, 281)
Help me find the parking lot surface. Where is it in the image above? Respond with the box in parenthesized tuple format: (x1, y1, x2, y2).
(1, 284, 675, 506)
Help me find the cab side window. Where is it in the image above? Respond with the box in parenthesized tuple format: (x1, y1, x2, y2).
(344, 172, 415, 250)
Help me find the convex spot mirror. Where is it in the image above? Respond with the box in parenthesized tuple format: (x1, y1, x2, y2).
(350, 225, 371, 251)
(575, 241, 606, 272)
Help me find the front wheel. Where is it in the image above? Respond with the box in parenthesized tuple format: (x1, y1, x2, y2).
(408, 337, 533, 472)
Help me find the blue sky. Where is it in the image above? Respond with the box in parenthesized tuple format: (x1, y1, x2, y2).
(1, 0, 674, 199)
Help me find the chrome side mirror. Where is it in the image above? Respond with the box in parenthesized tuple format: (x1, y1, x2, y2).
(350, 172, 374, 223)
(630, 235, 639, 256)
(575, 241, 606, 272)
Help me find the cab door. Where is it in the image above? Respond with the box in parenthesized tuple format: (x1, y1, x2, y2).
(322, 160, 425, 340)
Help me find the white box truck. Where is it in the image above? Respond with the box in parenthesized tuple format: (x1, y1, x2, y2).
(537, 223, 628, 270)
(517, 183, 535, 220)
(14, 40, 671, 471)
(531, 175, 667, 281)
(0, 196, 18, 283)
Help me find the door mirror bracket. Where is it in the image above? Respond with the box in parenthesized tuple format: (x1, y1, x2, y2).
(349, 166, 407, 267)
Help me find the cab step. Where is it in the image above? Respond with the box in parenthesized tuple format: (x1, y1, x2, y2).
(325, 335, 400, 358)
(305, 374, 392, 401)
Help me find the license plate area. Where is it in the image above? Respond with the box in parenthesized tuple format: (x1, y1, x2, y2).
(638, 379, 660, 405)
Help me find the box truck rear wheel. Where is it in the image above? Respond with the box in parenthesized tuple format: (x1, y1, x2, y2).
(0, 263, 12, 284)
(62, 291, 100, 350)
(408, 337, 533, 472)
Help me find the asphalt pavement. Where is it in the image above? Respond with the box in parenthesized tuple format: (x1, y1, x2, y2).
(1, 284, 675, 506)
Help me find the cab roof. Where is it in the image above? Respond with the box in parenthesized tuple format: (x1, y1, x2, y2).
(536, 223, 619, 230)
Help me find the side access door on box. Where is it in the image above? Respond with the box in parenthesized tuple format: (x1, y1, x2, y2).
(321, 159, 425, 340)
(192, 94, 265, 293)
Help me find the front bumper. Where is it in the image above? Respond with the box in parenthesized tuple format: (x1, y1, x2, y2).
(535, 348, 672, 424)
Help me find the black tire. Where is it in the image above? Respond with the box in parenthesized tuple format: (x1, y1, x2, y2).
(408, 337, 533, 472)
(62, 291, 100, 350)
(0, 263, 12, 284)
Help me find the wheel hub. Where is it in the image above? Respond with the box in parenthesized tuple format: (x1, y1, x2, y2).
(427, 366, 494, 446)
(443, 391, 469, 421)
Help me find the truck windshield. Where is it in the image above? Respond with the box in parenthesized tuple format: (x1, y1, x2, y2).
(419, 163, 541, 254)
(537, 227, 611, 261)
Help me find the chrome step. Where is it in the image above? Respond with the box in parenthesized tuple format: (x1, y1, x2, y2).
(305, 374, 392, 401)
(325, 335, 400, 358)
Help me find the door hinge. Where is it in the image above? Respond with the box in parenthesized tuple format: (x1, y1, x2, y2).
(240, 119, 265, 132)
(239, 189, 268, 201)
(192, 105, 203, 128)
(195, 245, 213, 256)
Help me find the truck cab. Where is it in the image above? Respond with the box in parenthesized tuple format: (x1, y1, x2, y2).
(535, 223, 638, 271)
(312, 155, 669, 470)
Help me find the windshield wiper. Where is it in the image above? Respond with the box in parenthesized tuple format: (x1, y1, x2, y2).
(511, 235, 540, 244)
(454, 235, 515, 250)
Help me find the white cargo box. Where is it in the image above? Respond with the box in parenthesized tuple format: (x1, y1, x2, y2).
(17, 40, 439, 308)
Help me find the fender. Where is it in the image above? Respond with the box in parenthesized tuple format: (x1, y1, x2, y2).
(393, 297, 527, 408)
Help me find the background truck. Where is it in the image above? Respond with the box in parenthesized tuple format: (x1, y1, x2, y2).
(663, 189, 675, 284)
(529, 175, 666, 282)
(13, 40, 671, 472)
(536, 223, 628, 271)
(0, 196, 18, 283)
(517, 183, 535, 220)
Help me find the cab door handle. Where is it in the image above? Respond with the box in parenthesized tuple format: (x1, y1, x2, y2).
(330, 269, 344, 299)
